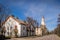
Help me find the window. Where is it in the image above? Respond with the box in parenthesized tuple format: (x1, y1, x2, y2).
(23, 26, 25, 30)
(23, 33, 24, 36)
(8, 22, 10, 26)
(7, 27, 9, 30)
(3, 26, 6, 33)
(10, 26, 12, 30)
(7, 32, 9, 35)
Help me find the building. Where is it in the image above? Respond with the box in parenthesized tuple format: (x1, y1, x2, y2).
(26, 23, 35, 36)
(35, 16, 48, 36)
(35, 27, 42, 36)
(40, 16, 48, 35)
(2, 16, 27, 37)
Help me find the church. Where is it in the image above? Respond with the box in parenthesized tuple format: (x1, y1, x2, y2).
(35, 16, 48, 36)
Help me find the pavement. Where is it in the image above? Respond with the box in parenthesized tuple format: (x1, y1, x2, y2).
(6, 34, 60, 40)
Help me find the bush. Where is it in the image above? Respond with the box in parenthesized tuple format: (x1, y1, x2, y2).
(5, 36, 11, 39)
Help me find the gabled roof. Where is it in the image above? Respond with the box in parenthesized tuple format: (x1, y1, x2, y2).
(2, 15, 27, 26)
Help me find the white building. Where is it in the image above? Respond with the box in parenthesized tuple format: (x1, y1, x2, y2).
(35, 27, 42, 36)
(35, 16, 47, 36)
(2, 16, 27, 37)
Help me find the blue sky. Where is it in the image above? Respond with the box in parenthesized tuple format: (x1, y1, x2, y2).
(0, 0, 60, 31)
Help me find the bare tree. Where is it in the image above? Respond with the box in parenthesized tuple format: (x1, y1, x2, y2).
(25, 17, 39, 36)
(0, 4, 11, 27)
(26, 17, 39, 27)
(54, 14, 60, 36)
(0, 4, 12, 35)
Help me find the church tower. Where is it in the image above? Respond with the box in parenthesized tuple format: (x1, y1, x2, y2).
(40, 16, 48, 35)
(40, 16, 46, 29)
(41, 16, 45, 25)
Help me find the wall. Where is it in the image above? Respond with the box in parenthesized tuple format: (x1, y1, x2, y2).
(2, 17, 21, 37)
(35, 28, 42, 36)
(21, 25, 27, 36)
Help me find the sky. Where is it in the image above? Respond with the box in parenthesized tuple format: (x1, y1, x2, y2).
(0, 0, 60, 31)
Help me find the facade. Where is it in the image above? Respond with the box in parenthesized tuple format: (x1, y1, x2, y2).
(35, 27, 42, 36)
(30, 25, 35, 36)
(26, 24, 35, 36)
(2, 16, 27, 37)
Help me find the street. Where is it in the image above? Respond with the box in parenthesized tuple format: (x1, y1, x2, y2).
(7, 34, 60, 40)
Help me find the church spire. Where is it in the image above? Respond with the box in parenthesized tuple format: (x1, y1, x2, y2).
(41, 16, 45, 25)
(40, 16, 48, 35)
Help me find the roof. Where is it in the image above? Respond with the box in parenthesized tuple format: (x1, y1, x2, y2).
(2, 15, 27, 26)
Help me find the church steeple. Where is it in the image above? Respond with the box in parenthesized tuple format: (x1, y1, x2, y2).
(40, 16, 48, 35)
(41, 16, 45, 25)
